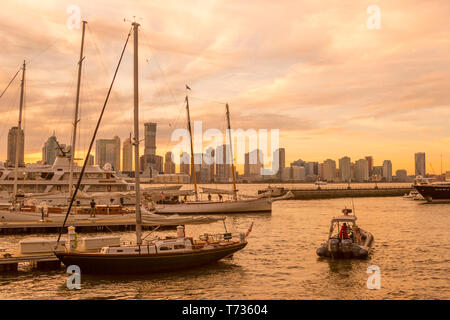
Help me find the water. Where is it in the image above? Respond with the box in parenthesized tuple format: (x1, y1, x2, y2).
(0, 184, 449, 300)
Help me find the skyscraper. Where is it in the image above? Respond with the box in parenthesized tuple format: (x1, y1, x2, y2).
(164, 152, 176, 174)
(216, 145, 232, 182)
(415, 152, 426, 177)
(339, 156, 351, 182)
(272, 148, 285, 176)
(95, 136, 121, 171)
(383, 160, 393, 182)
(144, 122, 157, 156)
(180, 152, 190, 175)
(122, 136, 133, 172)
(42, 134, 66, 166)
(354, 159, 369, 182)
(322, 159, 336, 182)
(7, 126, 24, 167)
(365, 156, 374, 178)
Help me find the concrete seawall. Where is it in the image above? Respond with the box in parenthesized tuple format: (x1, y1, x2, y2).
(289, 187, 413, 200)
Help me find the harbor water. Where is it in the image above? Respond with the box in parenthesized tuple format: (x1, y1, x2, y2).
(0, 184, 448, 299)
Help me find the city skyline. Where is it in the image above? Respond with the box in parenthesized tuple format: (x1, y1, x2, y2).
(0, 1, 449, 174)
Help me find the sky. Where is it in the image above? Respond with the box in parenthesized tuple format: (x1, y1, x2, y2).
(0, 0, 449, 174)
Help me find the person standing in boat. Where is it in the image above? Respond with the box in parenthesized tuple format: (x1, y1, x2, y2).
(90, 199, 96, 218)
(339, 223, 349, 240)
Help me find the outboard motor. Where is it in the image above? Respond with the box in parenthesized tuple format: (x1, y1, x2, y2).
(341, 239, 353, 258)
(328, 238, 340, 256)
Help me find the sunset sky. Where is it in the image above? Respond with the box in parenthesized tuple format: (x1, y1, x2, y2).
(0, 0, 449, 174)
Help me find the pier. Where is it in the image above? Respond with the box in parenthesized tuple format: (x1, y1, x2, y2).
(0, 217, 175, 235)
(0, 251, 61, 273)
(288, 187, 413, 200)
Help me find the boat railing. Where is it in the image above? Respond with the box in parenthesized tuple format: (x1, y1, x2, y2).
(198, 232, 246, 244)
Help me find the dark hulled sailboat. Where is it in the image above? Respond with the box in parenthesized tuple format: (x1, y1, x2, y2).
(55, 22, 248, 274)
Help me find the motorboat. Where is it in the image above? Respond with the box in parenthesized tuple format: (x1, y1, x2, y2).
(316, 209, 373, 259)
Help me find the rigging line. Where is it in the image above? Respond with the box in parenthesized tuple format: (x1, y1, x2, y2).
(189, 95, 227, 105)
(0, 68, 21, 100)
(57, 26, 133, 244)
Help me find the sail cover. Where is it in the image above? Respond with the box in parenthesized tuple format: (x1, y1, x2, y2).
(200, 187, 235, 195)
(141, 208, 225, 226)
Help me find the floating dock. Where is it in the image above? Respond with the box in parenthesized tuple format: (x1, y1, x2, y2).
(0, 217, 174, 235)
(288, 187, 412, 200)
(0, 250, 61, 273)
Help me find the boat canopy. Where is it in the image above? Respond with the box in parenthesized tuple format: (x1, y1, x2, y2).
(200, 187, 235, 195)
(331, 215, 357, 223)
(145, 190, 195, 197)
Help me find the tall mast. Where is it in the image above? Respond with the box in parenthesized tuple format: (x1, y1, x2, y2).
(185, 95, 199, 201)
(69, 20, 87, 199)
(226, 103, 237, 200)
(132, 22, 142, 245)
(13, 61, 26, 206)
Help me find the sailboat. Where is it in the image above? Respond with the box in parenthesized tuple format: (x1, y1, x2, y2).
(55, 22, 248, 274)
(154, 101, 288, 214)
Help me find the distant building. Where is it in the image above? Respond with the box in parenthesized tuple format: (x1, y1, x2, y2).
(87, 154, 94, 166)
(144, 123, 157, 156)
(365, 156, 374, 178)
(292, 166, 306, 181)
(95, 136, 121, 171)
(122, 136, 132, 172)
(216, 145, 232, 183)
(395, 169, 408, 182)
(7, 126, 24, 167)
(354, 159, 369, 182)
(339, 156, 351, 182)
(322, 159, 337, 182)
(42, 134, 67, 166)
(245, 149, 264, 181)
(180, 152, 190, 175)
(164, 152, 176, 174)
(372, 166, 383, 180)
(415, 152, 426, 177)
(305, 162, 318, 180)
(272, 148, 285, 176)
(281, 167, 291, 182)
(382, 160, 393, 182)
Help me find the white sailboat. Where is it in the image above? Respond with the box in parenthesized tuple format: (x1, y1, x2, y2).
(154, 101, 279, 214)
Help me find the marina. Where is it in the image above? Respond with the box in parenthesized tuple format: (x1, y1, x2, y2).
(0, 0, 448, 304)
(0, 196, 448, 299)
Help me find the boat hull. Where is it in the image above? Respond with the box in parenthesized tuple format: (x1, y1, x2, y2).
(56, 242, 247, 274)
(413, 185, 450, 201)
(316, 228, 373, 259)
(155, 198, 272, 214)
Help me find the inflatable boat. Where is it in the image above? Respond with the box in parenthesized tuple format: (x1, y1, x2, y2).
(316, 209, 373, 259)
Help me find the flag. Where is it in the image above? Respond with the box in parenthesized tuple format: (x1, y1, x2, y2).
(185, 84, 191, 90)
(245, 222, 254, 237)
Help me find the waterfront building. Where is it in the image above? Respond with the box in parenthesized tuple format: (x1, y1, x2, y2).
(292, 166, 306, 181)
(323, 159, 337, 182)
(365, 156, 374, 178)
(216, 145, 232, 183)
(7, 126, 24, 167)
(144, 122, 157, 156)
(339, 156, 351, 182)
(395, 169, 408, 182)
(281, 167, 291, 182)
(122, 136, 132, 172)
(382, 160, 393, 182)
(95, 136, 121, 171)
(272, 148, 285, 176)
(164, 152, 176, 174)
(180, 152, 190, 175)
(42, 134, 67, 166)
(415, 152, 426, 177)
(354, 159, 369, 182)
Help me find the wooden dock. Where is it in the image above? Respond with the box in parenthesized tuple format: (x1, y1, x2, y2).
(0, 250, 61, 273)
(0, 217, 175, 235)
